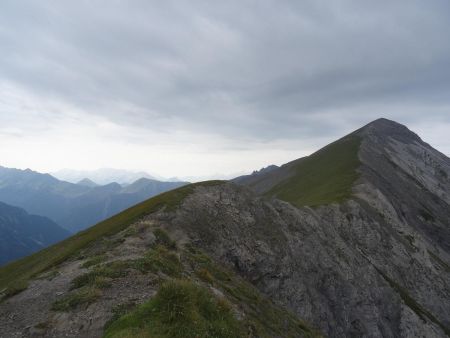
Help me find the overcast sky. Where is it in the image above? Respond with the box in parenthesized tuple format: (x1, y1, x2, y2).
(1, 0, 449, 179)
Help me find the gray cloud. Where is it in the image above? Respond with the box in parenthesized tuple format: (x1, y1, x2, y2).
(1, 0, 449, 163)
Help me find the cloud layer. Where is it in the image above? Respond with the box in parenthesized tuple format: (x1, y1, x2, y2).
(1, 1, 449, 177)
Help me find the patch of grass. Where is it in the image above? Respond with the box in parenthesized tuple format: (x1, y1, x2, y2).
(1, 279, 28, 301)
(186, 245, 212, 263)
(104, 279, 243, 338)
(196, 268, 214, 284)
(220, 276, 319, 337)
(266, 135, 361, 207)
(153, 228, 177, 250)
(0, 181, 224, 293)
(132, 246, 182, 277)
(71, 261, 129, 289)
(185, 248, 319, 337)
(122, 226, 138, 237)
(51, 287, 101, 312)
(36, 270, 60, 281)
(81, 254, 108, 268)
(185, 248, 232, 283)
(94, 276, 113, 289)
(104, 302, 137, 330)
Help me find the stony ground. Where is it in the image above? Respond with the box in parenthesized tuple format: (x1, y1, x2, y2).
(0, 213, 317, 338)
(0, 221, 161, 337)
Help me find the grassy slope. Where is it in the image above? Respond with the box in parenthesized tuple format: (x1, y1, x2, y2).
(104, 279, 242, 338)
(101, 241, 320, 338)
(266, 135, 361, 207)
(0, 181, 223, 293)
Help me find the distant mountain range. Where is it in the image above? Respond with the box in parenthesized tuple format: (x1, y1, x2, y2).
(52, 168, 168, 185)
(76, 178, 98, 187)
(0, 166, 188, 233)
(232, 164, 279, 185)
(0, 201, 70, 266)
(52, 168, 245, 185)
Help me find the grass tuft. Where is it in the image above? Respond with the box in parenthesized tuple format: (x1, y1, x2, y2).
(51, 287, 101, 311)
(81, 254, 108, 268)
(132, 246, 182, 277)
(153, 228, 177, 250)
(71, 261, 129, 290)
(1, 280, 28, 301)
(104, 279, 242, 338)
(196, 268, 214, 284)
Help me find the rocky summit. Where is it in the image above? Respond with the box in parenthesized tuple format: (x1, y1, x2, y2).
(0, 118, 449, 338)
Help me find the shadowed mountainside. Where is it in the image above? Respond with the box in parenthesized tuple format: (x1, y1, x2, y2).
(0, 168, 187, 233)
(0, 201, 70, 266)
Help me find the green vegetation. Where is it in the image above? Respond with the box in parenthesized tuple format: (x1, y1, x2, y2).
(266, 135, 361, 207)
(132, 245, 182, 277)
(36, 269, 60, 281)
(122, 226, 138, 237)
(52, 287, 101, 311)
(129, 228, 181, 277)
(0, 181, 224, 297)
(185, 247, 319, 337)
(1, 279, 28, 298)
(98, 240, 318, 338)
(81, 254, 108, 268)
(153, 228, 177, 250)
(104, 302, 138, 329)
(185, 246, 232, 283)
(196, 268, 214, 284)
(71, 261, 129, 290)
(104, 279, 243, 338)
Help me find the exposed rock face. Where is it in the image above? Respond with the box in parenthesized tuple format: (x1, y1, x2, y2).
(152, 119, 449, 337)
(357, 119, 450, 253)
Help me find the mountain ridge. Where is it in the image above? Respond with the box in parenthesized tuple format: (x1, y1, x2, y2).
(52, 168, 162, 185)
(76, 178, 99, 187)
(0, 119, 449, 337)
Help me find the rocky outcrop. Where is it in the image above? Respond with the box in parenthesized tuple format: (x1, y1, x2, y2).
(149, 181, 448, 337)
(156, 119, 450, 337)
(0, 119, 448, 338)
